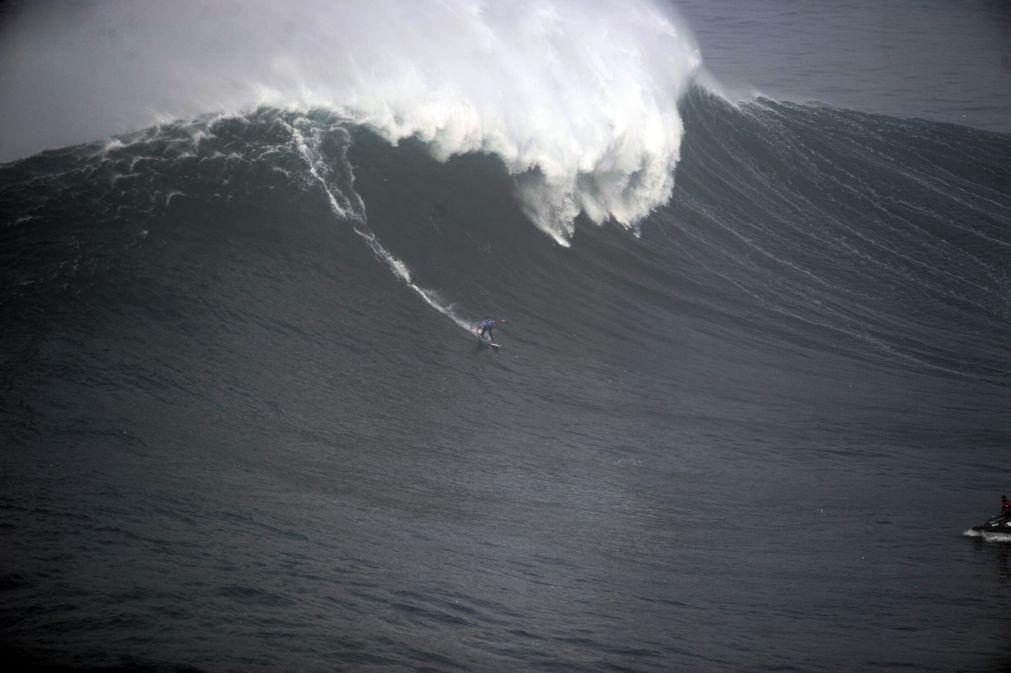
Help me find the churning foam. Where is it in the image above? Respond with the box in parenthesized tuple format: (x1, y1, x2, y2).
(0, 0, 701, 243)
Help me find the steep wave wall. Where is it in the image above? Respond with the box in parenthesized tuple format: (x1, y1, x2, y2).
(0, 0, 700, 242)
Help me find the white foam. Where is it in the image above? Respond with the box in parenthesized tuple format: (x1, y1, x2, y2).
(286, 116, 475, 334)
(963, 528, 1011, 543)
(363, 232, 475, 333)
(0, 0, 701, 242)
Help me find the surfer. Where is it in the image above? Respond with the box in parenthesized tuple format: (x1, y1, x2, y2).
(477, 318, 505, 344)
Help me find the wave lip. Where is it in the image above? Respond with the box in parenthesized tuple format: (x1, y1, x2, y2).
(0, 0, 701, 243)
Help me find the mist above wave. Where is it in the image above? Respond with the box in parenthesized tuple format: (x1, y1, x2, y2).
(0, 0, 700, 243)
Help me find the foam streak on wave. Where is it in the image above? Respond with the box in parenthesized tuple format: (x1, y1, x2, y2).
(288, 118, 474, 333)
(0, 0, 700, 243)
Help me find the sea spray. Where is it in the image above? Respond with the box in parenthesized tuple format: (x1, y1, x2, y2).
(0, 0, 701, 242)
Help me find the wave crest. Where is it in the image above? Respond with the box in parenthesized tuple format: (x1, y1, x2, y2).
(0, 0, 700, 242)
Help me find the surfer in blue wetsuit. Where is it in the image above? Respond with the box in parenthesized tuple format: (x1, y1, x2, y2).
(477, 318, 505, 343)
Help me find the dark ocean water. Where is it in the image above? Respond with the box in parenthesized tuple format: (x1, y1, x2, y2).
(2, 81, 1010, 672)
(677, 0, 1011, 134)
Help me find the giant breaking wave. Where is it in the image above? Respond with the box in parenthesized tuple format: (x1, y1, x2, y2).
(0, 0, 700, 244)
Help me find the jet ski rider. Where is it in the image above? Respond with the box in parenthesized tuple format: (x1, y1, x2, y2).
(1001, 495, 1010, 521)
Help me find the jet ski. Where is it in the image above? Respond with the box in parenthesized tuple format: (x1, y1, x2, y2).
(970, 514, 1011, 535)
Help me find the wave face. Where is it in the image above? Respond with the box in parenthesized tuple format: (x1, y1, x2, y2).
(667, 90, 1011, 384)
(0, 0, 699, 243)
(1, 88, 1010, 672)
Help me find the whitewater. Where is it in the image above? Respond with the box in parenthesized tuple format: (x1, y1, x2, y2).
(0, 0, 700, 244)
